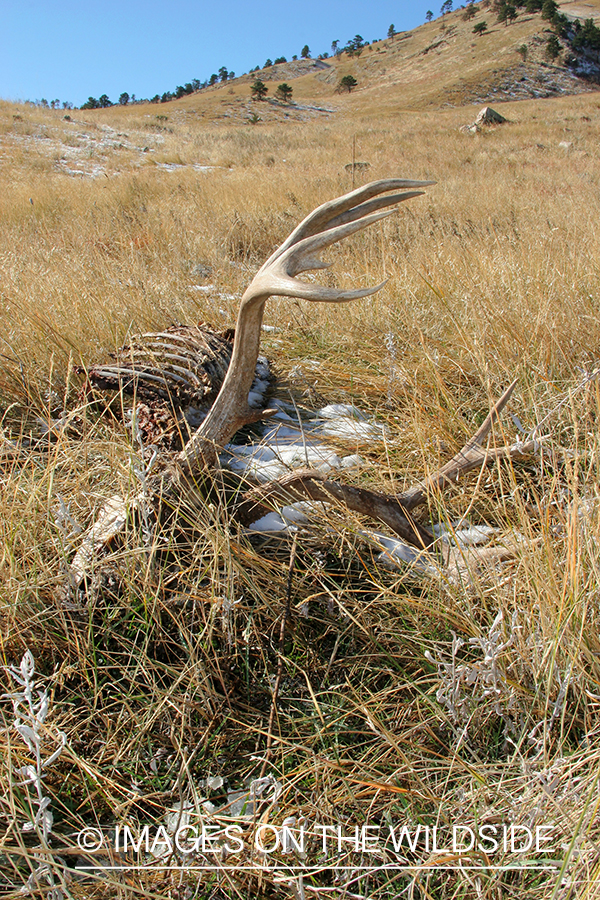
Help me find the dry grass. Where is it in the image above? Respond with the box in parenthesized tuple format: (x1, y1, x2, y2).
(2, 50, 600, 900)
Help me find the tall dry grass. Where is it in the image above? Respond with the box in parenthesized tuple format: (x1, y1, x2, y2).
(1, 90, 600, 897)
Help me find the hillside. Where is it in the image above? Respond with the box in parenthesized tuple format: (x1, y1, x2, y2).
(2, 0, 598, 183)
(162, 0, 600, 121)
(560, 0, 600, 22)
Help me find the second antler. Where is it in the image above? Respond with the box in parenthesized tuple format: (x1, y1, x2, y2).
(238, 381, 539, 550)
(66, 179, 541, 598)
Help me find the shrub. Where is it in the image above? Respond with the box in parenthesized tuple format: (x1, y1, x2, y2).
(275, 83, 293, 102)
(541, 0, 558, 19)
(545, 33, 560, 58)
(572, 18, 600, 52)
(251, 79, 268, 100)
(337, 74, 358, 92)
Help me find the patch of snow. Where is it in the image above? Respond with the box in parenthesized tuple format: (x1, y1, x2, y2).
(280, 503, 314, 525)
(254, 356, 270, 380)
(247, 501, 322, 533)
(340, 453, 363, 469)
(364, 530, 438, 576)
(58, 163, 106, 178)
(165, 801, 194, 833)
(223, 396, 382, 483)
(317, 403, 365, 420)
(247, 356, 271, 407)
(247, 390, 264, 409)
(248, 512, 291, 533)
(432, 522, 499, 547)
(155, 162, 226, 172)
(226, 458, 288, 482)
(319, 417, 385, 440)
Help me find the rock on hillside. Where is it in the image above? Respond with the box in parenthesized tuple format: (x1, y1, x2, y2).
(243, 59, 331, 83)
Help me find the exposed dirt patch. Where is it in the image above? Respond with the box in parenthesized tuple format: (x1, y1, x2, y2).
(241, 58, 332, 84)
(440, 62, 598, 106)
(559, 0, 600, 21)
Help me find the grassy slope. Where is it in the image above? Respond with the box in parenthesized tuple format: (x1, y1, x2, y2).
(170, 1, 597, 119)
(1, 5, 600, 899)
(560, 0, 600, 21)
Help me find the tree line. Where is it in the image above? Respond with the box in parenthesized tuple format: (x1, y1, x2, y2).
(458, 0, 600, 64)
(33, 5, 600, 112)
(45, 33, 388, 111)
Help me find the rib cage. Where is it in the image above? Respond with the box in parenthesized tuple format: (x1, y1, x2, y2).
(86, 323, 235, 409)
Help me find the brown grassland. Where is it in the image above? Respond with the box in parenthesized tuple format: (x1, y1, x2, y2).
(3, 5, 600, 898)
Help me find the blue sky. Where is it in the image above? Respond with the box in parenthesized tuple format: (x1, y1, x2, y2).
(2, 1, 438, 107)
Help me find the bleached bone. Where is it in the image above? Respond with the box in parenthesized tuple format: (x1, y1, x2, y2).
(67, 494, 142, 594)
(69, 180, 539, 593)
(85, 323, 234, 407)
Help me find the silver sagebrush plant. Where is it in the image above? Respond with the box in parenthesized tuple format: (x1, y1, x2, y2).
(425, 610, 520, 729)
(3, 650, 67, 897)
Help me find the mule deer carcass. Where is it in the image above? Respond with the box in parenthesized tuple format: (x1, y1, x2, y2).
(67, 180, 538, 598)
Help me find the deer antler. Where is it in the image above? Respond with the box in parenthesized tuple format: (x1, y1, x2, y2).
(179, 179, 434, 473)
(396, 380, 538, 511)
(64, 180, 437, 601)
(64, 179, 543, 601)
(238, 382, 539, 550)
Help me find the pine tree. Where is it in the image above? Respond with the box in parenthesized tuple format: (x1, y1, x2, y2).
(275, 83, 293, 102)
(251, 79, 268, 100)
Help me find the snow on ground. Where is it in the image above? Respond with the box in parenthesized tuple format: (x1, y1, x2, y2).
(221, 398, 384, 487)
(1, 122, 165, 177)
(0, 120, 224, 179)
(155, 163, 225, 173)
(221, 378, 507, 575)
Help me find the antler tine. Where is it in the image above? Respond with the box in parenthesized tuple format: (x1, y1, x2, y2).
(178, 179, 432, 472)
(261, 207, 398, 289)
(397, 380, 525, 512)
(463, 380, 518, 448)
(241, 206, 413, 308)
(263, 179, 435, 269)
(324, 190, 427, 232)
(246, 278, 385, 305)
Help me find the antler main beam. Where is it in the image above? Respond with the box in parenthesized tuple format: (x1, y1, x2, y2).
(178, 179, 433, 474)
(239, 383, 538, 551)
